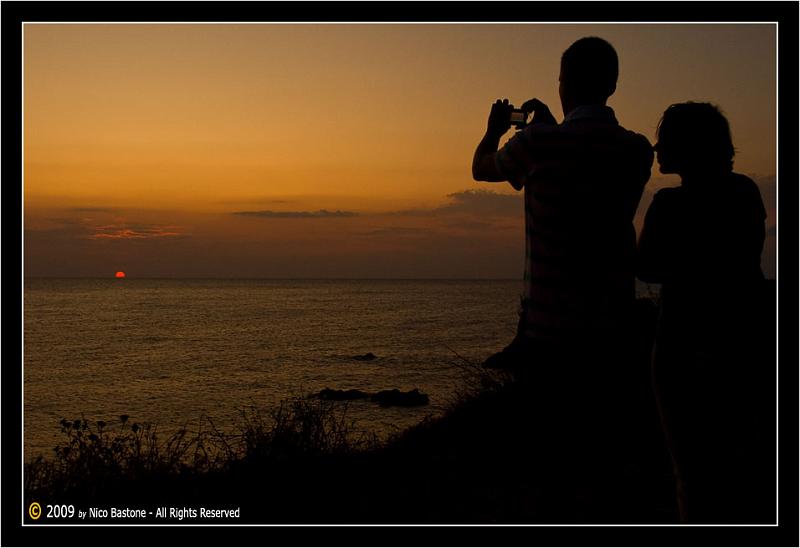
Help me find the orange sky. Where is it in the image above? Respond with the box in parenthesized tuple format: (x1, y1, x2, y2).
(24, 23, 777, 278)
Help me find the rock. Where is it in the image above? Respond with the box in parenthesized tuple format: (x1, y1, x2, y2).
(371, 388, 429, 408)
(351, 352, 378, 361)
(316, 388, 370, 401)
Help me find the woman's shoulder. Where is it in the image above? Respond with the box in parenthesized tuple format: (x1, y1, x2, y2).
(726, 172, 767, 215)
(727, 171, 760, 190)
(728, 172, 764, 196)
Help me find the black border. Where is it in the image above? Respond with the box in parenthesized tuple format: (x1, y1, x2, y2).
(0, 1, 798, 23)
(3, 2, 798, 546)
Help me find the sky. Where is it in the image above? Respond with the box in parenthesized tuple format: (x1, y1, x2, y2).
(23, 23, 777, 278)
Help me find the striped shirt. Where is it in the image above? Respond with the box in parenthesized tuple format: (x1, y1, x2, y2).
(495, 105, 653, 342)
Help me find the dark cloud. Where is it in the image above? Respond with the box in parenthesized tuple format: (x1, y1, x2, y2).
(232, 209, 358, 218)
(391, 189, 522, 217)
(25, 218, 95, 241)
(356, 227, 432, 238)
(439, 189, 522, 216)
(218, 198, 299, 206)
(230, 190, 520, 221)
(46, 217, 90, 226)
(70, 207, 119, 213)
(25, 225, 88, 240)
(444, 219, 511, 232)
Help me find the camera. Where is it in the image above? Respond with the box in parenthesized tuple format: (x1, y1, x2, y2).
(509, 108, 529, 129)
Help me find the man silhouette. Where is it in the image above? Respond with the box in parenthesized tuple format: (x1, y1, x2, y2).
(473, 36, 652, 374)
(472, 37, 654, 520)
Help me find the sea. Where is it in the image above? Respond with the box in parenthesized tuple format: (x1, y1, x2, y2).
(23, 278, 660, 460)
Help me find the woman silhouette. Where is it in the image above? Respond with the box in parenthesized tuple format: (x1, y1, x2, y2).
(638, 102, 774, 524)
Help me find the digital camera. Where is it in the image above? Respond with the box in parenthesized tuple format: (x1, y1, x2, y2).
(509, 108, 529, 129)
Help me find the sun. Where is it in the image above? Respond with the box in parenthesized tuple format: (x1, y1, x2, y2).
(115, 271, 126, 279)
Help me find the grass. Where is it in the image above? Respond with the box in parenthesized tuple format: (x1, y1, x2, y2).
(24, 299, 678, 524)
(25, 398, 380, 506)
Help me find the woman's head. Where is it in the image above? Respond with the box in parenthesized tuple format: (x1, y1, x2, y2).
(655, 102, 735, 176)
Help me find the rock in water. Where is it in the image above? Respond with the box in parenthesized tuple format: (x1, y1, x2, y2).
(371, 388, 429, 408)
(351, 352, 378, 361)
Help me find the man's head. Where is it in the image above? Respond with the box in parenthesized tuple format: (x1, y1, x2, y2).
(559, 37, 618, 115)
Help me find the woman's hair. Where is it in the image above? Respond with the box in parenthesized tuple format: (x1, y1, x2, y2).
(657, 102, 735, 172)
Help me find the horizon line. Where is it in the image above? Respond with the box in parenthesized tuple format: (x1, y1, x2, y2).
(22, 276, 525, 281)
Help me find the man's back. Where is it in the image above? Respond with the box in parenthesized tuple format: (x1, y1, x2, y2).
(496, 106, 653, 342)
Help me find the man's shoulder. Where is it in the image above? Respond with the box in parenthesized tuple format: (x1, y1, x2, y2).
(558, 119, 653, 146)
(582, 122, 654, 167)
(521, 122, 564, 138)
(614, 124, 653, 149)
(612, 126, 655, 166)
(522, 120, 638, 144)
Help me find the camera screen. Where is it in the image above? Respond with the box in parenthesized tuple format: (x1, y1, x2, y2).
(510, 111, 526, 123)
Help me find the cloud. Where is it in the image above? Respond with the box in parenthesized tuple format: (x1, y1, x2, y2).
(356, 227, 432, 238)
(25, 210, 192, 241)
(348, 190, 523, 238)
(228, 190, 519, 222)
(218, 198, 299, 206)
(25, 224, 88, 241)
(232, 209, 358, 218)
(391, 189, 522, 217)
(439, 189, 522, 216)
(89, 223, 188, 240)
(443, 219, 502, 231)
(70, 207, 120, 213)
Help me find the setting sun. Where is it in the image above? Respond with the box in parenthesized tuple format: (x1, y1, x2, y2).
(114, 271, 126, 278)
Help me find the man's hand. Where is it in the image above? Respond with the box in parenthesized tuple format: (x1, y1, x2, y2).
(521, 98, 557, 126)
(487, 98, 512, 136)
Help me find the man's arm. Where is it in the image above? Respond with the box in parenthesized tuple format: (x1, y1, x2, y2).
(472, 99, 512, 183)
(472, 131, 507, 182)
(473, 98, 558, 186)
